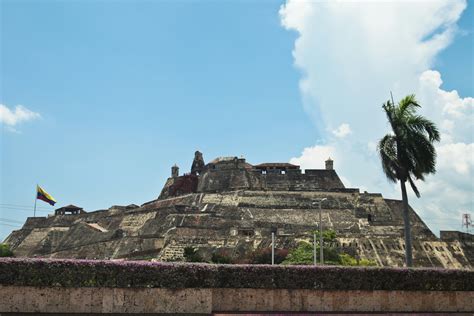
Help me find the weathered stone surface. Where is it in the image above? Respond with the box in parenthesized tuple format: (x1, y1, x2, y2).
(0, 285, 472, 314)
(3, 153, 473, 268)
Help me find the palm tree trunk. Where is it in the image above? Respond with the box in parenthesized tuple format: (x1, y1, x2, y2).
(400, 179, 413, 267)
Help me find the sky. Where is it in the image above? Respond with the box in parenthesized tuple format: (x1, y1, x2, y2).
(0, 0, 473, 241)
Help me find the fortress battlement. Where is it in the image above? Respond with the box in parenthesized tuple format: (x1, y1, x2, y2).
(159, 151, 346, 199)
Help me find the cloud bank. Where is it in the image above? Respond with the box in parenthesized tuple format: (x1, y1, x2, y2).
(280, 0, 472, 234)
(0, 104, 41, 132)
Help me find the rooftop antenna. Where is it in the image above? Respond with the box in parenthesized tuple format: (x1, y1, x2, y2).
(462, 214, 472, 233)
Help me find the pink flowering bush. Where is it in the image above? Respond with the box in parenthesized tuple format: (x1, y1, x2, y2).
(0, 258, 471, 290)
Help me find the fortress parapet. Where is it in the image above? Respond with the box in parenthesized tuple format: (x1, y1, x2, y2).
(159, 152, 345, 199)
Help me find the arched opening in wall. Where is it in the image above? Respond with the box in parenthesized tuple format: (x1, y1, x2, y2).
(281, 170, 286, 175)
(367, 214, 372, 222)
(262, 170, 267, 175)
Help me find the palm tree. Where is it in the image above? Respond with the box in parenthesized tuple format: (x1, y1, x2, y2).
(378, 94, 440, 267)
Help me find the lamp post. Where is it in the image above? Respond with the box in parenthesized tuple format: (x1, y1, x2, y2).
(313, 231, 317, 265)
(312, 198, 327, 265)
(271, 227, 277, 265)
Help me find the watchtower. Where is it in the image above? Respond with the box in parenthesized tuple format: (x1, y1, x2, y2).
(325, 157, 334, 170)
(191, 151, 205, 175)
(171, 164, 179, 178)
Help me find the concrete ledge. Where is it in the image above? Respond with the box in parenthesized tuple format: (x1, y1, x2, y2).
(0, 286, 473, 314)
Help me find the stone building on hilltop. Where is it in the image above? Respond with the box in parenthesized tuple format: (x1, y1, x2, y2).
(4, 151, 473, 268)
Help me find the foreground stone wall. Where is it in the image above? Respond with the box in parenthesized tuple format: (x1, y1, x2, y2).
(0, 259, 473, 314)
(1, 286, 472, 314)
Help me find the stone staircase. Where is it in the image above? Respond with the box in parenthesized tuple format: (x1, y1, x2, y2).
(158, 243, 186, 261)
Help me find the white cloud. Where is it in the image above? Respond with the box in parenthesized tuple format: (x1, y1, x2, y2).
(437, 142, 473, 176)
(280, 0, 472, 235)
(0, 104, 41, 129)
(332, 123, 352, 138)
(417, 70, 473, 145)
(367, 141, 377, 153)
(290, 145, 336, 170)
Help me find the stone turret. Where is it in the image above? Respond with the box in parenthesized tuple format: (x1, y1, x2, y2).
(325, 157, 334, 170)
(171, 164, 179, 178)
(191, 151, 205, 175)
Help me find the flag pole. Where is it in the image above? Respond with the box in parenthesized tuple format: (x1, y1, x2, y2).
(34, 184, 37, 217)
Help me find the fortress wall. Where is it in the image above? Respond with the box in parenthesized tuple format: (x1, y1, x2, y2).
(261, 170, 345, 191)
(196, 169, 346, 194)
(442, 231, 474, 242)
(0, 259, 472, 314)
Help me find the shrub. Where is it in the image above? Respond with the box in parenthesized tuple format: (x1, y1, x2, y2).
(183, 246, 204, 263)
(339, 253, 377, 266)
(211, 249, 232, 264)
(282, 230, 376, 266)
(0, 258, 471, 291)
(282, 241, 339, 265)
(245, 248, 288, 264)
(0, 244, 13, 257)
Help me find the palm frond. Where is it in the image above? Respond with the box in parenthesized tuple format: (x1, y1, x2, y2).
(382, 100, 395, 129)
(408, 175, 421, 198)
(378, 134, 399, 182)
(397, 94, 420, 116)
(378, 93, 439, 198)
(406, 133, 437, 177)
(406, 115, 440, 142)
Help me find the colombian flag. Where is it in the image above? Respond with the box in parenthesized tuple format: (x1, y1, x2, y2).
(36, 185, 56, 206)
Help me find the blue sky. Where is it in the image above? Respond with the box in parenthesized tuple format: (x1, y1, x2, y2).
(1, 0, 473, 240)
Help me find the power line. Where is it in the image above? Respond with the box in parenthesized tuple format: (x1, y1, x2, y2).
(0, 222, 21, 228)
(0, 206, 50, 213)
(0, 218, 23, 224)
(0, 203, 51, 210)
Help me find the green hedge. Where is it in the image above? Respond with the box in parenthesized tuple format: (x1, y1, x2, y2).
(0, 258, 472, 291)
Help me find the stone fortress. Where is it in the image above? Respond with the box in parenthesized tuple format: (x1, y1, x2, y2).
(4, 151, 473, 268)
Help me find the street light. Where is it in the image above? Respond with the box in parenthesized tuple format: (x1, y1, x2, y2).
(271, 226, 277, 265)
(312, 198, 327, 265)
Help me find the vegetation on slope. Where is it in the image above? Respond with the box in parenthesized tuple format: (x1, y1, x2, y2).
(0, 244, 13, 257)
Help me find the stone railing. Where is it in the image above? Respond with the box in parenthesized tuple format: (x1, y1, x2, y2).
(0, 258, 472, 314)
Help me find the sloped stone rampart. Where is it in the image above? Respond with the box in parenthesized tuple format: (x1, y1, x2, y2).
(4, 190, 473, 268)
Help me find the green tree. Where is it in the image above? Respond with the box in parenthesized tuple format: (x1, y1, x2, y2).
(282, 242, 314, 265)
(378, 94, 440, 267)
(0, 243, 13, 257)
(282, 230, 367, 266)
(338, 254, 376, 267)
(183, 246, 204, 262)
